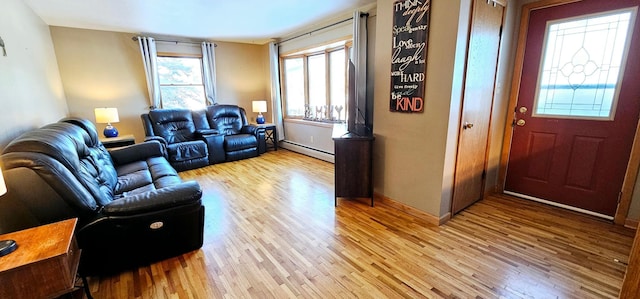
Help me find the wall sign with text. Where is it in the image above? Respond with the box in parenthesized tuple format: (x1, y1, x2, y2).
(390, 0, 430, 113)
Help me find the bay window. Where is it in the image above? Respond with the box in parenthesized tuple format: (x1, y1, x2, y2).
(281, 41, 351, 122)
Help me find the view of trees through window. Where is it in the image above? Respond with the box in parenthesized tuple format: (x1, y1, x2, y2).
(282, 42, 350, 122)
(157, 56, 206, 110)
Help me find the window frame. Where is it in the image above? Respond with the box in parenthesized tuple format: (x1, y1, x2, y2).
(156, 53, 207, 109)
(280, 41, 352, 121)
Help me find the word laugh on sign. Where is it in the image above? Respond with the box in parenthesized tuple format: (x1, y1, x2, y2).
(389, 0, 430, 113)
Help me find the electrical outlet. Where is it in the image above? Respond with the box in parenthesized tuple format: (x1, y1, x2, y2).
(310, 136, 314, 143)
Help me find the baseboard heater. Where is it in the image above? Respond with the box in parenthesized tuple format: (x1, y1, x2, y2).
(281, 140, 335, 163)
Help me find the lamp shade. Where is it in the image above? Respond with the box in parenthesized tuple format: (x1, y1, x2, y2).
(252, 101, 267, 113)
(94, 108, 120, 124)
(0, 167, 6, 196)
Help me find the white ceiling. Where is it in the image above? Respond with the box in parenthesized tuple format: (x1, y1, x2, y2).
(25, 0, 376, 44)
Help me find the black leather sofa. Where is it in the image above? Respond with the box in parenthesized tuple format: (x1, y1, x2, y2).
(141, 104, 265, 170)
(0, 118, 205, 275)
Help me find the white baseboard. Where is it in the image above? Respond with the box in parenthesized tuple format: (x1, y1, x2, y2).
(281, 141, 335, 163)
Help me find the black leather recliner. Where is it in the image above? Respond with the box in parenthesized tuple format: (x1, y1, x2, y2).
(141, 109, 211, 172)
(203, 104, 266, 161)
(0, 118, 205, 275)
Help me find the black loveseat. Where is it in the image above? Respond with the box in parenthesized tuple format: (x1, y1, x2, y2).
(0, 118, 205, 275)
(141, 104, 265, 171)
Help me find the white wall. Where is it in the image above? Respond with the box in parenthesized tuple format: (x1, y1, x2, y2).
(0, 0, 68, 148)
(373, 0, 469, 217)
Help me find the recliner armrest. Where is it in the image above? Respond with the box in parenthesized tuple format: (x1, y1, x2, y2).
(242, 125, 259, 135)
(109, 141, 165, 165)
(195, 129, 219, 136)
(102, 181, 202, 216)
(144, 136, 167, 146)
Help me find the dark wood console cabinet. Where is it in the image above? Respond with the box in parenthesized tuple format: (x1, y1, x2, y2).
(333, 126, 374, 206)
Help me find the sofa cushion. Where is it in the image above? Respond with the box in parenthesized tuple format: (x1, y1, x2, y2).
(148, 109, 197, 143)
(115, 169, 153, 195)
(167, 141, 208, 162)
(225, 134, 258, 152)
(205, 105, 246, 135)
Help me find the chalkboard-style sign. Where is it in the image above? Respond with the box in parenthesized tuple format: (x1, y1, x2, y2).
(390, 0, 430, 113)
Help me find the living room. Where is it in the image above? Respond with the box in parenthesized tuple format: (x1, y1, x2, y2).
(1, 0, 640, 297)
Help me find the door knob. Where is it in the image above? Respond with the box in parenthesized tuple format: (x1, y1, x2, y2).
(463, 122, 474, 130)
(516, 119, 526, 126)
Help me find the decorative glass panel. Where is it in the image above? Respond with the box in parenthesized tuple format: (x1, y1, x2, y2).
(534, 9, 635, 119)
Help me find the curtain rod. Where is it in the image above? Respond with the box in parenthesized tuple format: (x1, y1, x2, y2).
(277, 12, 369, 45)
(131, 36, 217, 47)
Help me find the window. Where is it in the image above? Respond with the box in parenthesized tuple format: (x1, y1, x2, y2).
(281, 41, 350, 122)
(534, 9, 635, 119)
(157, 56, 206, 110)
(284, 58, 304, 116)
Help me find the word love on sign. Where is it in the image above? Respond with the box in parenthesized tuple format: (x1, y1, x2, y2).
(389, 0, 430, 113)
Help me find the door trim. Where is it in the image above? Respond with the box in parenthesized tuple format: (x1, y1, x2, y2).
(498, 0, 640, 225)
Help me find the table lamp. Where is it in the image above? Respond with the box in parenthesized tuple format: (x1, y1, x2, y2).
(94, 107, 120, 137)
(0, 167, 18, 257)
(252, 100, 267, 124)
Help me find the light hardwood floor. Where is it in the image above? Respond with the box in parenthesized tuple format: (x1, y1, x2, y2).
(87, 149, 635, 298)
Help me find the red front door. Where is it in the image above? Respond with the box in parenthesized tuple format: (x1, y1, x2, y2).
(505, 0, 640, 217)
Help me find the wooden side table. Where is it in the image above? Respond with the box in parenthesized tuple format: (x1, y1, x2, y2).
(99, 134, 135, 149)
(255, 123, 278, 151)
(0, 218, 88, 299)
(332, 126, 375, 207)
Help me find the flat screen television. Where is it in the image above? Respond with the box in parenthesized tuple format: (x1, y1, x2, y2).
(347, 59, 371, 137)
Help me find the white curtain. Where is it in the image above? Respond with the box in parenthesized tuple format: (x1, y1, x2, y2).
(201, 42, 217, 105)
(269, 41, 285, 141)
(352, 11, 368, 122)
(137, 36, 161, 109)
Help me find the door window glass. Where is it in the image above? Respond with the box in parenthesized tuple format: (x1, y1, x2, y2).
(534, 8, 636, 119)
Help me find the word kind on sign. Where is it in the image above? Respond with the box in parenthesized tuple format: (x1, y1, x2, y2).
(390, 0, 430, 113)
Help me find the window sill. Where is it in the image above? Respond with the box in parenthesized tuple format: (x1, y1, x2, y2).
(284, 118, 344, 128)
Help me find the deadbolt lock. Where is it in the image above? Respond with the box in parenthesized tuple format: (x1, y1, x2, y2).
(519, 106, 528, 114)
